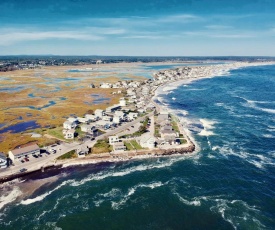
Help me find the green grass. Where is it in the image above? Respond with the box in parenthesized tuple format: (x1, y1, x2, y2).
(124, 141, 134, 150)
(92, 139, 111, 154)
(47, 126, 67, 140)
(57, 150, 77, 160)
(130, 140, 142, 150)
(75, 127, 85, 139)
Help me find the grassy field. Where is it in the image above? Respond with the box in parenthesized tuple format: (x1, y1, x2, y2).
(57, 150, 77, 160)
(47, 127, 67, 141)
(92, 139, 111, 154)
(124, 141, 134, 150)
(130, 140, 143, 150)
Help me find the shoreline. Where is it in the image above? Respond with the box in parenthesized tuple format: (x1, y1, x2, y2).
(1, 61, 275, 183)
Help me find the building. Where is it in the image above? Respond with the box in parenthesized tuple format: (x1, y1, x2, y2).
(105, 104, 121, 113)
(95, 109, 104, 118)
(85, 114, 97, 121)
(9, 144, 40, 162)
(63, 129, 75, 139)
(77, 117, 90, 123)
(102, 115, 112, 121)
(0, 152, 7, 168)
(113, 143, 126, 152)
(113, 116, 121, 124)
(119, 98, 126, 107)
(109, 135, 119, 145)
(115, 111, 125, 120)
(80, 124, 95, 133)
(139, 133, 155, 149)
(96, 120, 112, 129)
(67, 117, 78, 123)
(128, 112, 138, 121)
(160, 125, 178, 141)
(63, 120, 77, 129)
(100, 83, 112, 88)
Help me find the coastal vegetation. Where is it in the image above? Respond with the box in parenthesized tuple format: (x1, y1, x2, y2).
(92, 139, 111, 154)
(57, 150, 77, 160)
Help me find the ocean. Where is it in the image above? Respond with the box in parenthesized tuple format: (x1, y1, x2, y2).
(0, 64, 275, 230)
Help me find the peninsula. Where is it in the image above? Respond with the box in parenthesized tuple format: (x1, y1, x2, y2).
(1, 61, 275, 182)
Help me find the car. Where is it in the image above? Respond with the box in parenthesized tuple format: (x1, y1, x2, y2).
(38, 154, 43, 157)
(49, 149, 56, 154)
(25, 158, 29, 162)
(32, 154, 38, 158)
(21, 159, 25, 163)
(20, 168, 27, 173)
(131, 126, 134, 128)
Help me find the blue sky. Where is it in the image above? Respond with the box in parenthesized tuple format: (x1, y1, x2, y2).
(0, 0, 275, 56)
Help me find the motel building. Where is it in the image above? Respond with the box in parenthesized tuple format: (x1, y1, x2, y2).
(8, 143, 40, 162)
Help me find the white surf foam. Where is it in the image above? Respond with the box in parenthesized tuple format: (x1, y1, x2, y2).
(198, 119, 217, 136)
(0, 186, 22, 210)
(21, 180, 74, 205)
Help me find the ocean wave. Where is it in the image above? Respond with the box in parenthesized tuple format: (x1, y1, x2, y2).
(70, 157, 186, 187)
(111, 181, 166, 210)
(240, 99, 275, 114)
(21, 180, 74, 205)
(0, 186, 22, 210)
(198, 119, 217, 136)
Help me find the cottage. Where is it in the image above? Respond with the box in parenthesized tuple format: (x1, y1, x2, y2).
(9, 144, 40, 162)
(63, 129, 75, 139)
(157, 114, 169, 123)
(119, 98, 126, 107)
(160, 125, 177, 141)
(105, 104, 121, 113)
(96, 120, 112, 129)
(94, 109, 105, 118)
(67, 117, 78, 123)
(80, 124, 95, 133)
(102, 115, 112, 121)
(76, 146, 89, 158)
(113, 116, 121, 124)
(115, 111, 125, 120)
(139, 133, 155, 149)
(109, 135, 119, 145)
(63, 121, 77, 130)
(77, 117, 90, 123)
(85, 114, 97, 121)
(0, 152, 7, 168)
(128, 112, 138, 121)
(113, 143, 126, 152)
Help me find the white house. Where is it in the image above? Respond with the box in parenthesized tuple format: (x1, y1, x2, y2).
(128, 112, 138, 121)
(100, 83, 112, 88)
(96, 120, 112, 129)
(63, 129, 75, 139)
(113, 116, 121, 124)
(0, 152, 7, 168)
(139, 133, 155, 149)
(109, 135, 119, 145)
(95, 109, 104, 118)
(63, 120, 77, 130)
(113, 143, 126, 152)
(85, 114, 97, 121)
(119, 98, 126, 107)
(68, 117, 78, 123)
(115, 111, 125, 120)
(80, 124, 95, 133)
(102, 115, 112, 121)
(9, 144, 40, 162)
(77, 117, 90, 123)
(106, 104, 121, 113)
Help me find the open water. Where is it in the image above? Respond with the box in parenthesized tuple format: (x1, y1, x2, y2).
(0, 64, 274, 229)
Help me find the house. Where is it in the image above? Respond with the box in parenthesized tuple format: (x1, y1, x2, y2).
(115, 111, 125, 120)
(102, 115, 112, 121)
(105, 104, 121, 113)
(113, 143, 126, 152)
(63, 129, 75, 139)
(95, 109, 104, 118)
(113, 116, 121, 124)
(96, 120, 112, 129)
(128, 112, 138, 121)
(100, 83, 112, 88)
(76, 146, 89, 158)
(9, 144, 40, 162)
(63, 120, 77, 129)
(80, 124, 95, 133)
(77, 117, 90, 123)
(85, 114, 97, 121)
(160, 125, 177, 141)
(139, 133, 155, 149)
(68, 117, 78, 123)
(0, 152, 7, 168)
(109, 135, 119, 145)
(157, 114, 169, 123)
(119, 98, 126, 107)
